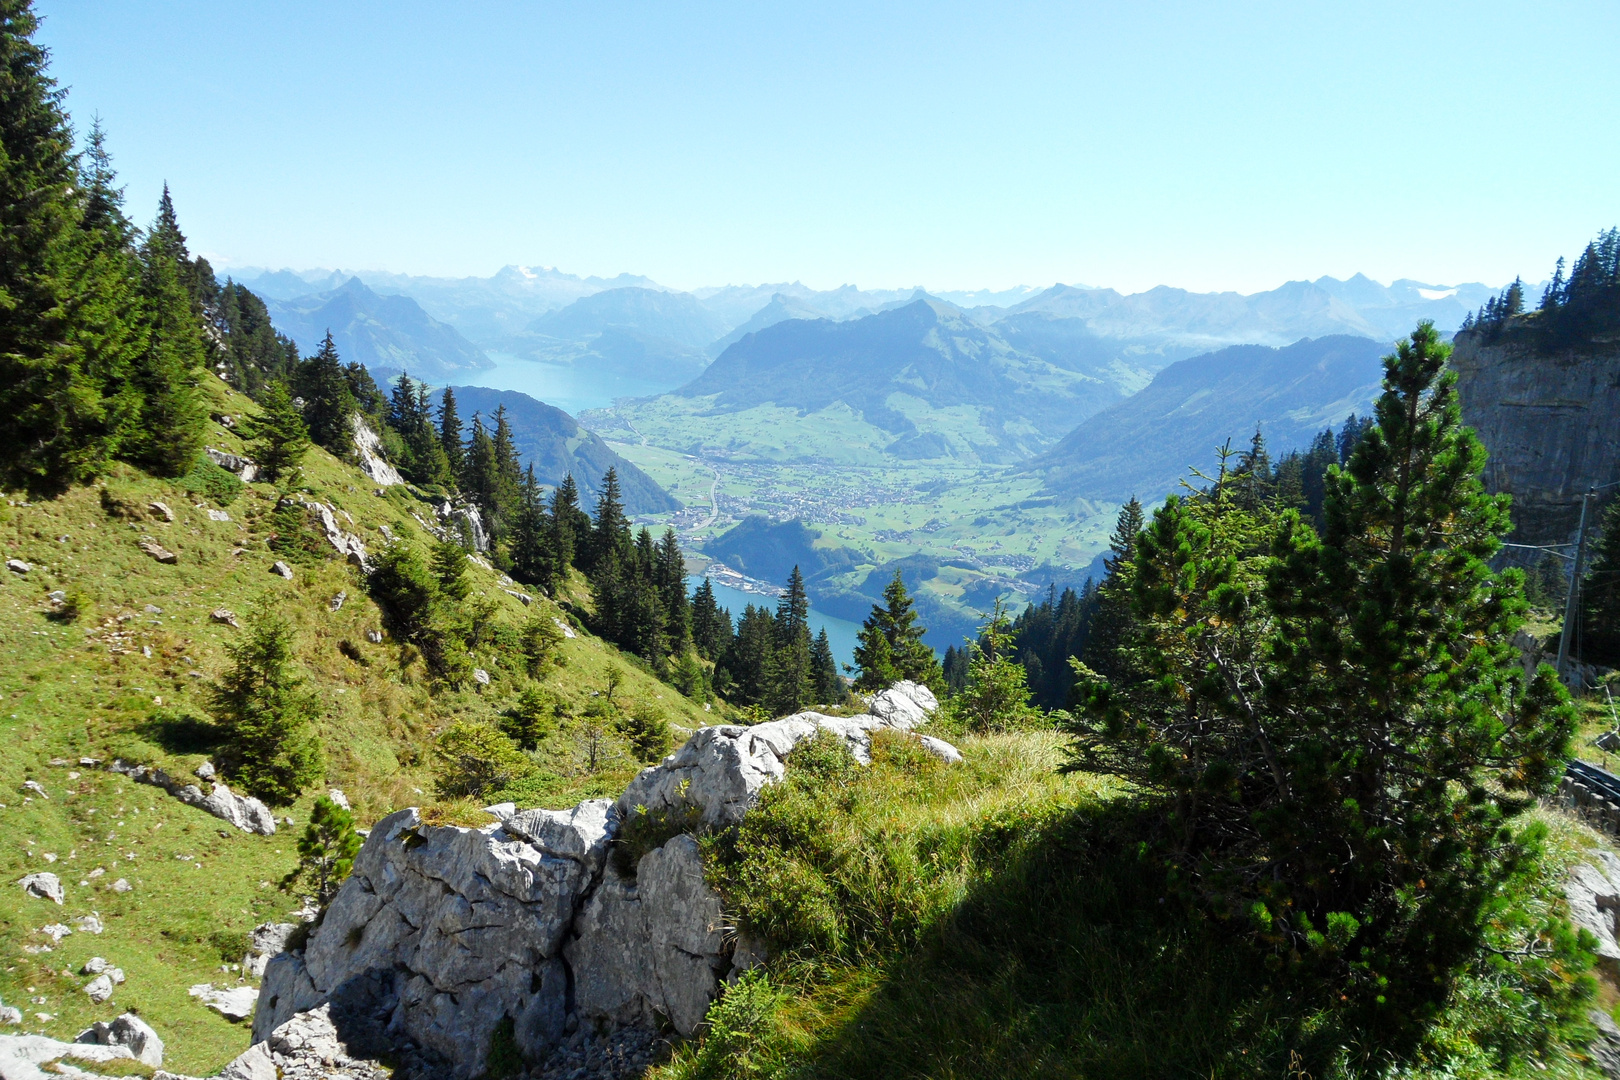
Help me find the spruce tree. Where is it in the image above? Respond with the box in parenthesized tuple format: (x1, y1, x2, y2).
(1080, 497, 1144, 686)
(250, 380, 311, 484)
(655, 527, 691, 651)
(852, 570, 940, 691)
(509, 465, 550, 588)
(463, 414, 501, 534)
(438, 385, 465, 484)
(127, 191, 209, 476)
(721, 603, 777, 705)
(949, 600, 1043, 733)
(766, 566, 813, 715)
(810, 627, 843, 704)
(589, 468, 631, 572)
(210, 605, 325, 806)
(431, 536, 471, 602)
(0, 71, 143, 493)
(691, 577, 731, 660)
(294, 332, 356, 457)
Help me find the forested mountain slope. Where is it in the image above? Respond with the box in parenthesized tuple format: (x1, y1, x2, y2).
(436, 386, 678, 515)
(1034, 335, 1386, 501)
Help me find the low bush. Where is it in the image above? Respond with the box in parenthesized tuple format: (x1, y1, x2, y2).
(433, 721, 535, 798)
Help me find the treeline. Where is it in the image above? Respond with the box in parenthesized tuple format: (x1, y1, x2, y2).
(1465, 226, 1620, 342)
(975, 416, 1375, 710)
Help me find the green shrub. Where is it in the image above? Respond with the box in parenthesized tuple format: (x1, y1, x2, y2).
(433, 721, 535, 798)
(209, 604, 324, 806)
(500, 685, 560, 750)
(181, 452, 243, 505)
(617, 704, 675, 763)
(615, 798, 705, 876)
(485, 1015, 523, 1080)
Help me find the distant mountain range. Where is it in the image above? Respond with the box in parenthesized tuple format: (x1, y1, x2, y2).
(1032, 335, 1389, 502)
(262, 277, 491, 382)
(435, 385, 677, 516)
(678, 298, 1120, 462)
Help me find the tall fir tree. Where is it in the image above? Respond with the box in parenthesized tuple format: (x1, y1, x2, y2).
(509, 464, 550, 588)
(765, 565, 813, 715)
(438, 384, 465, 485)
(691, 577, 731, 661)
(588, 468, 631, 572)
(127, 189, 208, 476)
(655, 527, 691, 652)
(1080, 497, 1145, 687)
(294, 331, 356, 458)
(810, 626, 843, 704)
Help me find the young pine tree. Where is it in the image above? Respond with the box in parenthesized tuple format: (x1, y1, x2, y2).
(948, 599, 1043, 733)
(210, 605, 325, 806)
(250, 380, 311, 485)
(1068, 322, 1577, 1058)
(281, 795, 361, 906)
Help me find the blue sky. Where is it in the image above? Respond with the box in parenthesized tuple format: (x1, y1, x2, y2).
(37, 0, 1619, 294)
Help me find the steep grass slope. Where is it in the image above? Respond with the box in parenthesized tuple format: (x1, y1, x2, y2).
(0, 378, 711, 1074)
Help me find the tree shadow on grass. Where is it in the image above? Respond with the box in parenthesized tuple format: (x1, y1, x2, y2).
(797, 804, 1332, 1080)
(134, 709, 225, 756)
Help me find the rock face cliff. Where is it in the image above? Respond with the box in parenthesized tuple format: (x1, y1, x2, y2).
(1451, 324, 1620, 557)
(248, 683, 947, 1079)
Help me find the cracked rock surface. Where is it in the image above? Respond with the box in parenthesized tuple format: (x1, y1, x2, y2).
(248, 681, 952, 1079)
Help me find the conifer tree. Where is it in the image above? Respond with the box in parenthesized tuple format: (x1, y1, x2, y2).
(126, 191, 209, 476)
(949, 600, 1043, 733)
(250, 380, 311, 484)
(765, 565, 813, 714)
(691, 577, 731, 660)
(509, 465, 550, 588)
(438, 385, 465, 484)
(852, 570, 941, 691)
(431, 536, 471, 602)
(1069, 322, 1576, 1051)
(588, 468, 631, 572)
(210, 605, 325, 806)
(721, 603, 777, 705)
(294, 331, 356, 457)
(655, 527, 691, 650)
(492, 404, 523, 506)
(810, 627, 843, 704)
(1081, 497, 1145, 686)
(282, 795, 361, 906)
(80, 117, 133, 246)
(464, 414, 501, 531)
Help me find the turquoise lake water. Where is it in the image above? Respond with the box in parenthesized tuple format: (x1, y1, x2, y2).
(687, 577, 863, 672)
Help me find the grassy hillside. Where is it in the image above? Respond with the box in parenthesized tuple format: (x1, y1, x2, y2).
(650, 729, 1607, 1080)
(0, 377, 715, 1074)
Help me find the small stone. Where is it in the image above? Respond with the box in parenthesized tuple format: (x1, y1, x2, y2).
(111, 878, 132, 893)
(553, 617, 577, 639)
(142, 645, 152, 658)
(40, 923, 71, 942)
(326, 789, 350, 811)
(76, 1011, 164, 1066)
(21, 872, 63, 904)
(189, 982, 258, 1020)
(211, 608, 240, 628)
(147, 501, 175, 522)
(144, 604, 162, 614)
(5, 559, 29, 574)
(83, 956, 107, 975)
(503, 589, 534, 605)
(139, 539, 178, 564)
(329, 591, 347, 611)
(207, 509, 231, 522)
(84, 972, 115, 1002)
(47, 589, 66, 604)
(0, 1005, 19, 1024)
(270, 561, 294, 580)
(365, 629, 383, 644)
(196, 761, 216, 781)
(23, 779, 48, 799)
(473, 667, 491, 685)
(74, 914, 103, 934)
(79, 757, 100, 766)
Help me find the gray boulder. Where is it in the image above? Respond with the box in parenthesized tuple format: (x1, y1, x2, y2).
(1568, 850, 1620, 977)
(19, 872, 62, 904)
(76, 1013, 164, 1067)
(108, 760, 276, 836)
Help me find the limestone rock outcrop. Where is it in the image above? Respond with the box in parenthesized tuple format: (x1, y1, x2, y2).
(109, 759, 276, 835)
(1451, 324, 1620, 559)
(249, 682, 954, 1078)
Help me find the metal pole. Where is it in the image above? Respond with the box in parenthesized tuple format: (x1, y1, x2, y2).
(1558, 490, 1594, 684)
